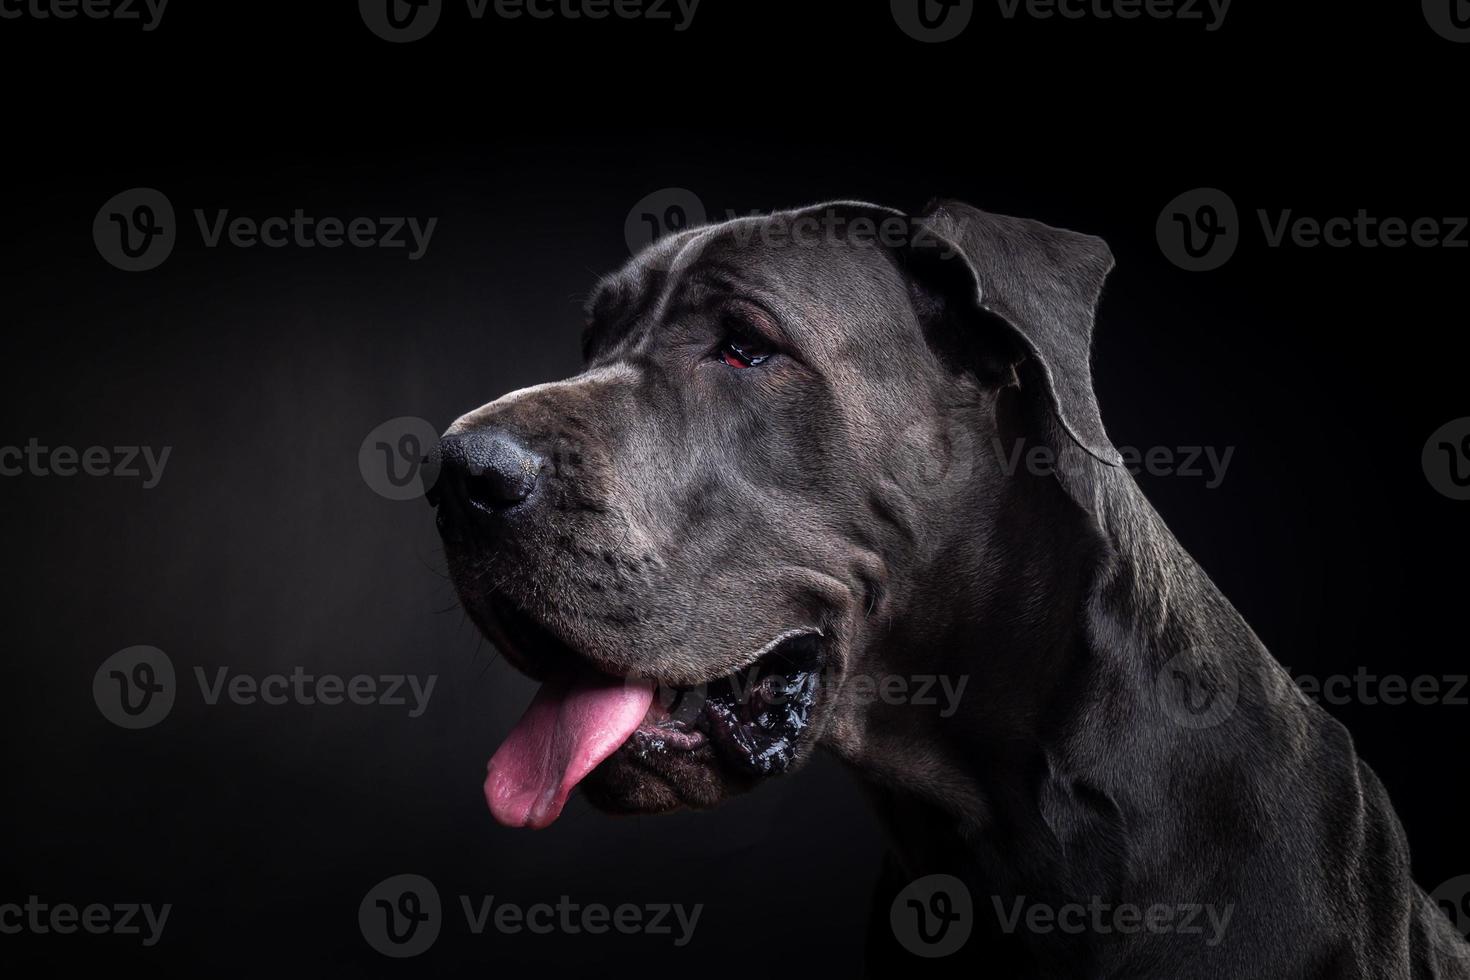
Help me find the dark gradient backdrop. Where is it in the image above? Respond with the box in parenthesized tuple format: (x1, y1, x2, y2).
(1, 2, 1466, 975)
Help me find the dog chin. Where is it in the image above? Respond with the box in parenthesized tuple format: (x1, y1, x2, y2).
(580, 744, 740, 815)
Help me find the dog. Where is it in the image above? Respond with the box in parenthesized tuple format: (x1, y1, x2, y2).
(428, 200, 1470, 976)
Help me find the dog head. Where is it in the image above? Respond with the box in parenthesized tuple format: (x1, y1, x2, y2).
(431, 200, 1116, 827)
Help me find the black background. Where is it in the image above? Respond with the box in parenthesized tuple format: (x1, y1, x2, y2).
(1, 1, 1466, 975)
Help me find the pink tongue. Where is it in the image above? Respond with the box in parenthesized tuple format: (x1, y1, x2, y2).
(484, 672, 655, 829)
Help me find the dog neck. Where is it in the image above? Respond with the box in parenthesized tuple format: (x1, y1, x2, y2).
(835, 448, 1307, 965)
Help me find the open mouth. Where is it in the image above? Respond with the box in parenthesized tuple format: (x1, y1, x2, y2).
(630, 633, 822, 774)
(478, 597, 824, 829)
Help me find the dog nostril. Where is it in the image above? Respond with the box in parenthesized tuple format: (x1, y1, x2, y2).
(437, 428, 545, 521)
(464, 460, 537, 510)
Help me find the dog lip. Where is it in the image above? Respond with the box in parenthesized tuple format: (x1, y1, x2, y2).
(481, 593, 824, 690)
(632, 725, 708, 753)
(629, 629, 826, 773)
(745, 627, 825, 664)
(625, 627, 827, 689)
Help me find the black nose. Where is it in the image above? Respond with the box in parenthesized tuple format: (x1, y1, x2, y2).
(429, 428, 544, 523)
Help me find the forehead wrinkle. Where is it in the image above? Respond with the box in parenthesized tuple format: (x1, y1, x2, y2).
(661, 262, 800, 342)
(598, 212, 911, 368)
(626, 222, 731, 333)
(631, 222, 788, 344)
(584, 222, 729, 356)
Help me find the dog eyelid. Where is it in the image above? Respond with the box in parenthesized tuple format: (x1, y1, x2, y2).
(720, 298, 785, 349)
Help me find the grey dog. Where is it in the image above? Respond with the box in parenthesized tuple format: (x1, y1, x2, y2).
(429, 199, 1470, 977)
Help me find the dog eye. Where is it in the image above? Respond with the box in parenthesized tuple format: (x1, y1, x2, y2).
(719, 337, 774, 369)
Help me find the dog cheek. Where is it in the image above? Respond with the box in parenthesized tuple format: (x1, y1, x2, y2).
(818, 706, 869, 765)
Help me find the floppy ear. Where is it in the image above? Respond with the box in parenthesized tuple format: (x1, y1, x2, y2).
(912, 200, 1123, 468)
